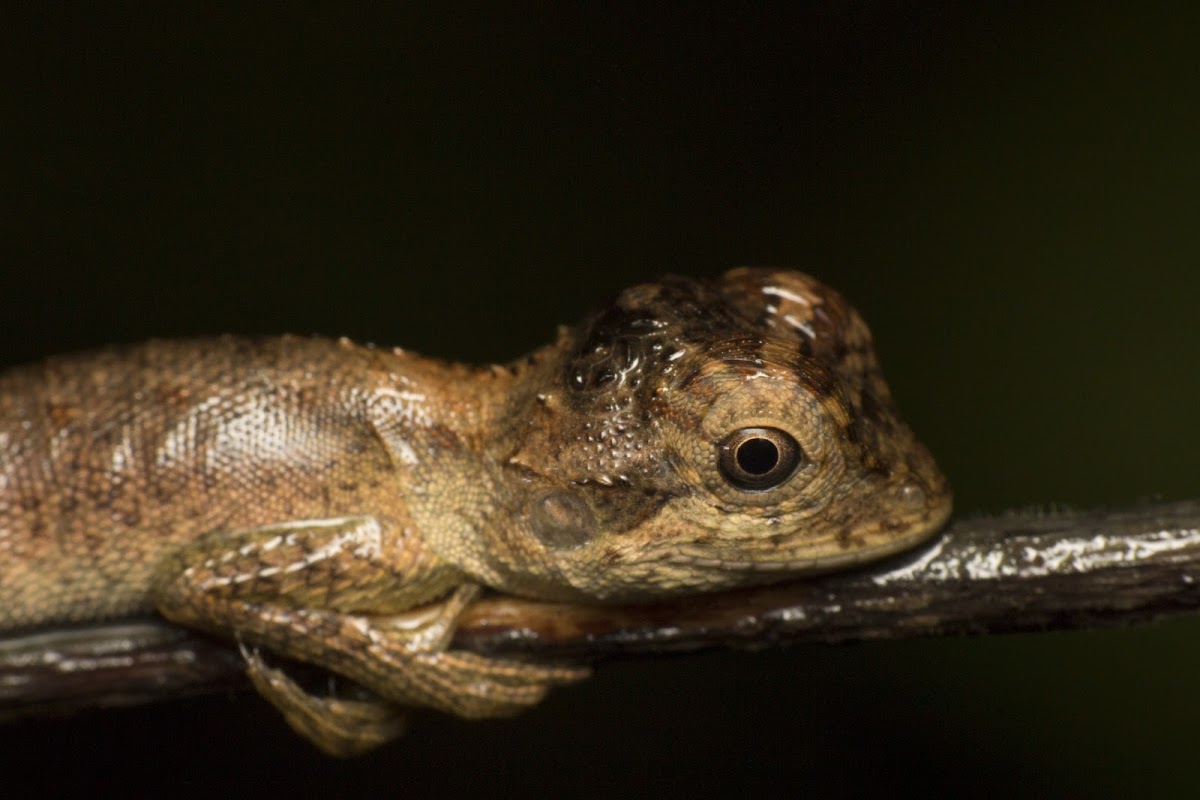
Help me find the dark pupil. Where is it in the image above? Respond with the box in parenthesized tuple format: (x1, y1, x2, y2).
(736, 437, 779, 475)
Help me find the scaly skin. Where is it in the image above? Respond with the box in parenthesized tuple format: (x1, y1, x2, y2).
(0, 269, 951, 755)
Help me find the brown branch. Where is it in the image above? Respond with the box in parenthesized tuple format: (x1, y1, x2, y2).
(4, 499, 1199, 721)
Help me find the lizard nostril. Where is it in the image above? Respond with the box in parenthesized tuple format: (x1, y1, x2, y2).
(898, 482, 926, 510)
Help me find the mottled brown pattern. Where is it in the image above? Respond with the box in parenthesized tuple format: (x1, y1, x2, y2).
(0, 336, 419, 628)
(0, 269, 950, 754)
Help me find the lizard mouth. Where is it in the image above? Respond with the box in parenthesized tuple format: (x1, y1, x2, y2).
(668, 483, 953, 576)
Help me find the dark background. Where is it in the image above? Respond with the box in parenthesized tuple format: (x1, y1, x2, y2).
(3, 3, 1198, 797)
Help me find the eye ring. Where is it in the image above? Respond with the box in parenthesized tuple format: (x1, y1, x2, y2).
(718, 427, 803, 491)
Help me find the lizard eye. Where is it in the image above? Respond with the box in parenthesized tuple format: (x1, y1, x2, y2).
(718, 427, 803, 491)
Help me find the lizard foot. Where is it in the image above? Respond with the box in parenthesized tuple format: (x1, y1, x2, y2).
(386, 648, 591, 718)
(242, 644, 408, 757)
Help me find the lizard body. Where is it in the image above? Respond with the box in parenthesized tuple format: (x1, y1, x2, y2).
(0, 269, 951, 754)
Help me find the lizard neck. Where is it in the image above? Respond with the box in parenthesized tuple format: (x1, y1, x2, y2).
(364, 342, 565, 594)
(364, 346, 514, 449)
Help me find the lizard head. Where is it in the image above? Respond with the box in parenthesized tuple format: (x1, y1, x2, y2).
(485, 268, 951, 602)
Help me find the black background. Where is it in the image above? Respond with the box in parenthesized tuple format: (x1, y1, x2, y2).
(3, 3, 1199, 797)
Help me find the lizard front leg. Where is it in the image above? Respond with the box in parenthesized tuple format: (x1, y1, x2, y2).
(151, 516, 588, 754)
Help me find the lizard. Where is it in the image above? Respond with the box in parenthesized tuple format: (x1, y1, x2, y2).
(0, 268, 951, 755)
